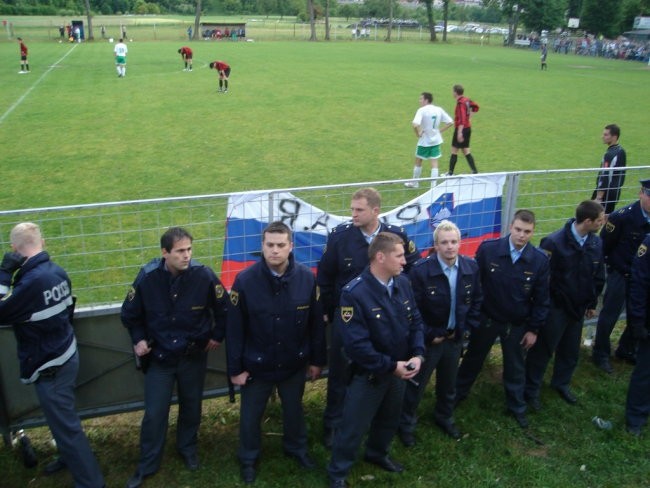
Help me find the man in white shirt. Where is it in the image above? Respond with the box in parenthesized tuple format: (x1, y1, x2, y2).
(114, 38, 128, 78)
(405, 92, 453, 188)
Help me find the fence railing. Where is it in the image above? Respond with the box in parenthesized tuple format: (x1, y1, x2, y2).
(0, 166, 647, 310)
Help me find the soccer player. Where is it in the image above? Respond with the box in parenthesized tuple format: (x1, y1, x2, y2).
(18, 37, 29, 73)
(209, 60, 231, 93)
(114, 38, 128, 78)
(448, 84, 479, 175)
(405, 92, 453, 188)
(592, 124, 626, 215)
(178, 46, 193, 71)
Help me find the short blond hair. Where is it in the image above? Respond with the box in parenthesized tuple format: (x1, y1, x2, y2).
(10, 222, 42, 252)
(433, 220, 461, 244)
(352, 187, 381, 209)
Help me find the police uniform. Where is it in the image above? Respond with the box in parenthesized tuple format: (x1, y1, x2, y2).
(592, 198, 650, 367)
(121, 258, 229, 478)
(327, 268, 424, 483)
(399, 253, 482, 438)
(0, 252, 105, 488)
(525, 219, 605, 402)
(625, 234, 650, 434)
(317, 221, 419, 437)
(226, 253, 326, 470)
(455, 236, 550, 416)
(592, 142, 626, 214)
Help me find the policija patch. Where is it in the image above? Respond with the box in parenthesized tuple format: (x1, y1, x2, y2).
(605, 221, 615, 233)
(230, 290, 239, 306)
(408, 240, 416, 254)
(126, 287, 136, 302)
(638, 244, 647, 258)
(215, 284, 225, 299)
(341, 306, 354, 323)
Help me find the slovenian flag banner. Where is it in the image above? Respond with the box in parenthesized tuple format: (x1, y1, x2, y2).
(221, 175, 505, 288)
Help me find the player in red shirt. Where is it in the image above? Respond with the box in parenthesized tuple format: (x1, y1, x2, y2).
(178, 46, 193, 71)
(18, 37, 29, 74)
(209, 61, 231, 93)
(448, 84, 478, 175)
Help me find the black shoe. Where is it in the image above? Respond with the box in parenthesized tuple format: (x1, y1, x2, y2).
(125, 471, 144, 488)
(43, 457, 66, 475)
(323, 427, 334, 449)
(363, 455, 404, 473)
(593, 358, 614, 374)
(398, 430, 416, 447)
(241, 465, 256, 484)
(526, 396, 541, 412)
(626, 424, 642, 437)
(435, 419, 461, 440)
(182, 452, 199, 471)
(555, 386, 577, 405)
(284, 451, 315, 469)
(508, 410, 529, 429)
(615, 350, 636, 365)
(329, 479, 349, 488)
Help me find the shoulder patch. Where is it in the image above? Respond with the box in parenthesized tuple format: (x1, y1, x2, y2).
(126, 286, 136, 302)
(605, 221, 615, 233)
(340, 306, 354, 323)
(230, 290, 239, 306)
(638, 244, 647, 258)
(408, 240, 416, 254)
(215, 284, 225, 299)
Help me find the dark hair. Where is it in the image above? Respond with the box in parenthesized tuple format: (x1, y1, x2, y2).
(263, 221, 292, 241)
(178, 48, 182, 53)
(160, 227, 193, 252)
(453, 84, 464, 95)
(118, 38, 123, 42)
(368, 232, 403, 262)
(512, 209, 536, 226)
(17, 37, 22, 41)
(604, 124, 620, 139)
(421, 92, 433, 103)
(209, 62, 215, 69)
(576, 200, 604, 223)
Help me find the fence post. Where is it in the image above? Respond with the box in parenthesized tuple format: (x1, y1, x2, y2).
(502, 172, 520, 236)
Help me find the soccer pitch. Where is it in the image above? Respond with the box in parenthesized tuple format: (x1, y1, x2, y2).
(0, 38, 648, 212)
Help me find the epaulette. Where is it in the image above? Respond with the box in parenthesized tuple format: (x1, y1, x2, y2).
(331, 222, 354, 234)
(385, 223, 406, 234)
(142, 258, 162, 275)
(413, 255, 431, 268)
(343, 275, 363, 291)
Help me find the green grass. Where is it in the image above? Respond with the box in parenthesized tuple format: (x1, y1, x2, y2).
(0, 22, 649, 488)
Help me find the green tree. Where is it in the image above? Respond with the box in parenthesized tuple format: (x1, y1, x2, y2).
(581, 0, 623, 36)
(338, 3, 357, 20)
(620, 0, 650, 31)
(521, 0, 567, 33)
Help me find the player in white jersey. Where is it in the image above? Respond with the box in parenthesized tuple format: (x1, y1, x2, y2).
(405, 92, 453, 188)
(114, 38, 128, 77)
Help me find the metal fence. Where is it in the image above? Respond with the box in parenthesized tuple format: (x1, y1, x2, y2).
(0, 166, 647, 310)
(0, 166, 648, 440)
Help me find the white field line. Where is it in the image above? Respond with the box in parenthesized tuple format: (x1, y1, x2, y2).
(0, 44, 78, 125)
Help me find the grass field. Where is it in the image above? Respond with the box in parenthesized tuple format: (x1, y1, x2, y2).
(0, 22, 649, 488)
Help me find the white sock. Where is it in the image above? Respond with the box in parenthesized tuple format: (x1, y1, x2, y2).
(412, 166, 422, 179)
(431, 168, 439, 179)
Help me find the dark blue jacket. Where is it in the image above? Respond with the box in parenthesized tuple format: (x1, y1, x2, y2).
(317, 222, 419, 321)
(601, 200, 650, 278)
(336, 267, 425, 375)
(539, 219, 605, 319)
(628, 235, 650, 332)
(121, 258, 229, 363)
(476, 236, 550, 332)
(0, 252, 76, 383)
(408, 253, 482, 344)
(226, 254, 326, 382)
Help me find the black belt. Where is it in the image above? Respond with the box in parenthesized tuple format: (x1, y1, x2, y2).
(38, 365, 62, 379)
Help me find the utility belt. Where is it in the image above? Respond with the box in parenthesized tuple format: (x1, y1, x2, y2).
(38, 365, 62, 380)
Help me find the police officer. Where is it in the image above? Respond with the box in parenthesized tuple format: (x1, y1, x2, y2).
(398, 220, 482, 444)
(592, 124, 626, 215)
(592, 179, 650, 373)
(455, 210, 550, 428)
(0, 223, 105, 488)
(525, 201, 605, 409)
(226, 222, 326, 484)
(317, 187, 419, 448)
(122, 227, 229, 488)
(625, 234, 650, 436)
(327, 232, 425, 488)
